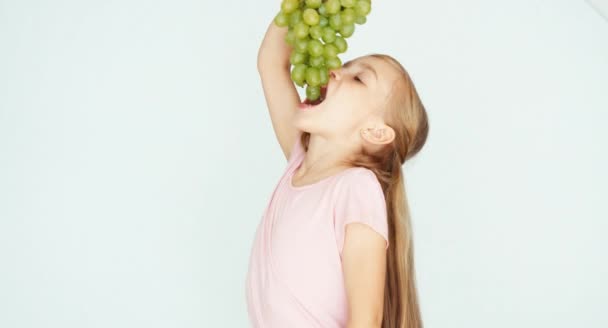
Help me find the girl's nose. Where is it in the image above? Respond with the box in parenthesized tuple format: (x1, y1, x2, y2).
(330, 69, 341, 80)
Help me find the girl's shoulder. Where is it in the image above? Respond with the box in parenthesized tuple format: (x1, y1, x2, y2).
(334, 166, 383, 197)
(339, 166, 379, 183)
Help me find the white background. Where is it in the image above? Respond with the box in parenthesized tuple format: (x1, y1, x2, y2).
(1, 0, 607, 327)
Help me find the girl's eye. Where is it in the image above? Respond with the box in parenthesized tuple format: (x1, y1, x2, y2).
(354, 76, 363, 84)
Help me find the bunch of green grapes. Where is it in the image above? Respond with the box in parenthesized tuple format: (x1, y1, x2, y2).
(274, 0, 372, 102)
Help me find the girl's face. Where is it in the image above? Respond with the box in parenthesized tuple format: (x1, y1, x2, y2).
(293, 55, 398, 138)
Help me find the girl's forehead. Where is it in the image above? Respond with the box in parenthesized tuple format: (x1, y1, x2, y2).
(366, 56, 400, 75)
(349, 56, 400, 80)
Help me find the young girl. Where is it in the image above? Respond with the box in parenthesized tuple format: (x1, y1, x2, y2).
(246, 17, 429, 328)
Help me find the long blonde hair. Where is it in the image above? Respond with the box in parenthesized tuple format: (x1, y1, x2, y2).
(299, 53, 429, 328)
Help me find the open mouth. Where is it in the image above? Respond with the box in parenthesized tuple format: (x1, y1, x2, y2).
(300, 85, 328, 108)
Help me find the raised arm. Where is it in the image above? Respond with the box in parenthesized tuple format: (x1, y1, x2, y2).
(257, 19, 302, 161)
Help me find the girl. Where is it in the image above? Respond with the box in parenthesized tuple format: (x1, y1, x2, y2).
(246, 15, 429, 328)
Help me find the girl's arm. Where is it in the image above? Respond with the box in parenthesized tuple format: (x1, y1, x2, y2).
(257, 20, 301, 161)
(342, 223, 387, 328)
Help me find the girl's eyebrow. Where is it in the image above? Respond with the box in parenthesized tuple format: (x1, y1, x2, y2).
(344, 60, 378, 82)
(360, 62, 378, 82)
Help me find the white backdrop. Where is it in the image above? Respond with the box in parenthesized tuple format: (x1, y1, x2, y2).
(1, 0, 607, 327)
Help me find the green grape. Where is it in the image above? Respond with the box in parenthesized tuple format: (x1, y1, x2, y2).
(306, 67, 322, 87)
(329, 14, 342, 30)
(290, 51, 308, 65)
(340, 0, 356, 8)
(318, 4, 328, 16)
(319, 66, 329, 85)
(306, 85, 321, 101)
(334, 36, 348, 53)
(285, 29, 296, 45)
(274, 11, 289, 27)
(325, 0, 341, 14)
(307, 39, 324, 57)
(294, 38, 309, 53)
(303, 8, 320, 25)
(323, 43, 339, 59)
(319, 15, 329, 27)
(355, 15, 366, 25)
(309, 55, 324, 67)
(291, 63, 307, 85)
(340, 23, 355, 38)
(309, 25, 323, 39)
(321, 27, 337, 43)
(294, 22, 309, 38)
(326, 56, 342, 69)
(281, 0, 300, 14)
(289, 9, 302, 27)
(341, 8, 356, 25)
(354, 0, 371, 16)
(305, 0, 322, 9)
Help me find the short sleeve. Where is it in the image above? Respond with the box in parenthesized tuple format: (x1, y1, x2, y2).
(333, 169, 390, 256)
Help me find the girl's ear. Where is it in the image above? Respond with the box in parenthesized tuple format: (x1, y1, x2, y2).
(360, 123, 395, 146)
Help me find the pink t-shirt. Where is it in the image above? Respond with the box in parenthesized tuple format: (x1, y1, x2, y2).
(245, 132, 390, 328)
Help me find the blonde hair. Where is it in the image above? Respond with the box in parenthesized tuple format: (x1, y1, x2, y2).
(300, 53, 429, 328)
